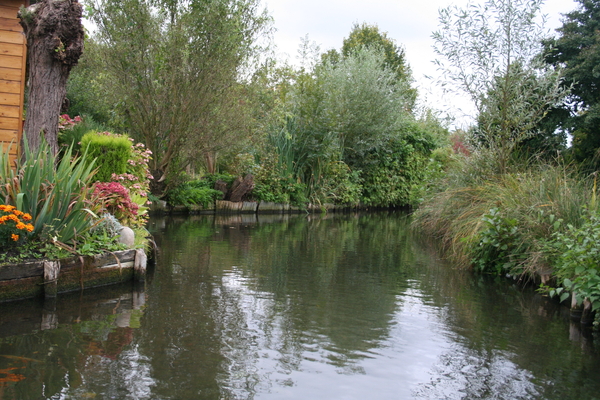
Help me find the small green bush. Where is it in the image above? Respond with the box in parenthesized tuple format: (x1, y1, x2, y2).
(58, 115, 110, 154)
(166, 179, 224, 207)
(470, 208, 524, 275)
(81, 132, 132, 182)
(203, 173, 236, 189)
(316, 161, 362, 206)
(360, 138, 429, 207)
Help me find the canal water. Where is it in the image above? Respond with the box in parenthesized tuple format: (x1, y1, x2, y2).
(0, 212, 599, 399)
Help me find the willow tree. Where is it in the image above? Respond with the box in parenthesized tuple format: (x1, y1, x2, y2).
(19, 0, 84, 154)
(87, 0, 271, 194)
(433, 0, 568, 173)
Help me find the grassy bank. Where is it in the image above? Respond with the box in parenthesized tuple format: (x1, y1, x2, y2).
(413, 150, 600, 324)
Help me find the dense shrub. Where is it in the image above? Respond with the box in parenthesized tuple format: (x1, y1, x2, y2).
(202, 173, 236, 189)
(81, 132, 132, 182)
(315, 161, 362, 206)
(58, 115, 109, 154)
(470, 208, 524, 275)
(252, 153, 308, 206)
(166, 179, 224, 207)
(359, 136, 431, 207)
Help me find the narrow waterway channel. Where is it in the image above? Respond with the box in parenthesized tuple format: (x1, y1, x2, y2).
(0, 212, 599, 399)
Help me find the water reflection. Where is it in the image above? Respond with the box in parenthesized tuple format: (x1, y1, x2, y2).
(0, 284, 149, 398)
(0, 212, 599, 399)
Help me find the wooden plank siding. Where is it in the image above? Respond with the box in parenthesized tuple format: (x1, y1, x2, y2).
(0, 0, 28, 163)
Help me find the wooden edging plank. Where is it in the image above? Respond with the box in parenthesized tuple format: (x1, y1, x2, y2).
(0, 261, 43, 281)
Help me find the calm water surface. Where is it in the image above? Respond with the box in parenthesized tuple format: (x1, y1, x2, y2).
(0, 212, 599, 399)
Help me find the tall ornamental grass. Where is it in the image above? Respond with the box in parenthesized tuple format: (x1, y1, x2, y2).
(413, 156, 595, 274)
(0, 139, 97, 244)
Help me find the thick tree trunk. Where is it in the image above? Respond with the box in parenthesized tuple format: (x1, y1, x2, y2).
(228, 174, 254, 202)
(19, 0, 84, 155)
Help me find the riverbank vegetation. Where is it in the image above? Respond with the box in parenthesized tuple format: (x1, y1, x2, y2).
(414, 0, 600, 323)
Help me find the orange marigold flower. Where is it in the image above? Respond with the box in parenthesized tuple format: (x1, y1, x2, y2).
(22, 213, 32, 221)
(11, 234, 18, 242)
(25, 224, 34, 232)
(16, 222, 26, 230)
(7, 214, 18, 222)
(12, 210, 22, 217)
(4, 205, 15, 212)
(0, 216, 8, 223)
(0, 205, 6, 211)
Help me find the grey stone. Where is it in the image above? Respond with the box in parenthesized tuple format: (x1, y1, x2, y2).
(119, 227, 135, 248)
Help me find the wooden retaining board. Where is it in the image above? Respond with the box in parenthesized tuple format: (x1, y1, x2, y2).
(0, 249, 139, 302)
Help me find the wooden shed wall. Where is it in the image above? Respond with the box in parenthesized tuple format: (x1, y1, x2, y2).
(0, 0, 28, 164)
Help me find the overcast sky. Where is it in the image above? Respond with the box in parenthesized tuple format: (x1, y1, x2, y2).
(263, 0, 579, 126)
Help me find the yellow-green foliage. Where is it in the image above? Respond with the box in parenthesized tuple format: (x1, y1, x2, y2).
(81, 132, 132, 182)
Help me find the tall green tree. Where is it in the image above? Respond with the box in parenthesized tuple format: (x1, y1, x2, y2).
(319, 47, 415, 167)
(433, 0, 568, 172)
(544, 0, 600, 162)
(323, 23, 416, 110)
(342, 23, 410, 79)
(85, 0, 271, 194)
(266, 46, 432, 206)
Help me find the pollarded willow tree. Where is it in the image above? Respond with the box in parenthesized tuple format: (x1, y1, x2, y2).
(86, 0, 271, 194)
(433, 0, 569, 173)
(19, 0, 85, 155)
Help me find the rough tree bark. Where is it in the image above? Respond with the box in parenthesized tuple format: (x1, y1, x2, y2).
(19, 0, 84, 155)
(228, 174, 254, 202)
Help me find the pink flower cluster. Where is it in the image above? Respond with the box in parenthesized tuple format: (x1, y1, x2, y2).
(93, 182, 139, 224)
(58, 114, 82, 131)
(111, 141, 153, 200)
